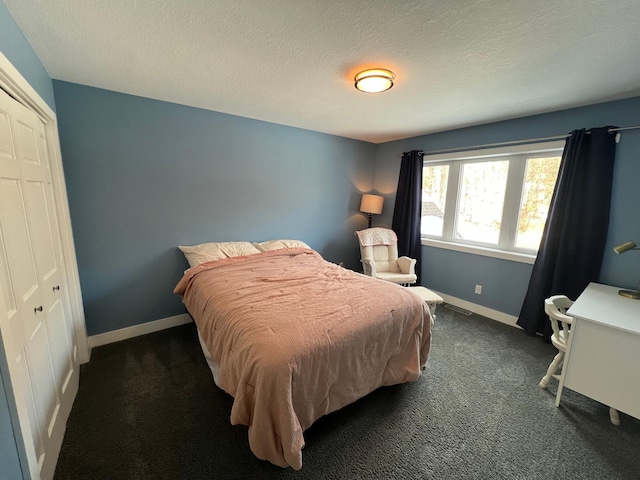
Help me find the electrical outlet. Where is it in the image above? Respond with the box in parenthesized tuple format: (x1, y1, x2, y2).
(475, 284, 482, 295)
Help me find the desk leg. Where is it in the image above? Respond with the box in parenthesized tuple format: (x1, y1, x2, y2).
(610, 408, 620, 426)
(555, 378, 564, 407)
(555, 320, 578, 407)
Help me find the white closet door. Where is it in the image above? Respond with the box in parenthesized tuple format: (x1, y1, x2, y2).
(0, 88, 78, 480)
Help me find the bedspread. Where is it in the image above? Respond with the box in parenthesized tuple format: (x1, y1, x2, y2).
(174, 248, 431, 469)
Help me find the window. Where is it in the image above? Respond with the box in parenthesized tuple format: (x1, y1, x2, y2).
(456, 160, 509, 245)
(421, 164, 448, 237)
(421, 141, 563, 259)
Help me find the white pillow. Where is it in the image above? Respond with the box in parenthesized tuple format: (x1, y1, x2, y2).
(179, 241, 261, 268)
(252, 239, 310, 252)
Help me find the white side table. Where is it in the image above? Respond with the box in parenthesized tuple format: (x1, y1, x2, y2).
(407, 286, 443, 319)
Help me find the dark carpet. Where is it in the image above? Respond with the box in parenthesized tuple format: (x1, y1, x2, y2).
(54, 309, 640, 479)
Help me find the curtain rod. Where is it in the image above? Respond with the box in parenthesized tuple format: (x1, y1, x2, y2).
(397, 125, 640, 157)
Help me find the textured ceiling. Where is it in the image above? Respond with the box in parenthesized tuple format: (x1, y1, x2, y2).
(5, 0, 640, 143)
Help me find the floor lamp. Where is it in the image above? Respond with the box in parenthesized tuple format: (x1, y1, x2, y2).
(360, 194, 384, 228)
(613, 241, 640, 299)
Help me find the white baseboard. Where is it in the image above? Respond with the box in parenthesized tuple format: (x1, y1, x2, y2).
(87, 294, 517, 349)
(88, 313, 193, 349)
(432, 291, 520, 329)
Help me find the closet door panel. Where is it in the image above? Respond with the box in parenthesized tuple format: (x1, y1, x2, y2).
(0, 87, 79, 479)
(25, 180, 57, 281)
(38, 116, 76, 367)
(13, 103, 41, 166)
(46, 295, 73, 391)
(24, 179, 72, 390)
(0, 105, 15, 163)
(15, 349, 45, 465)
(28, 319, 60, 439)
(0, 178, 40, 319)
(0, 175, 52, 468)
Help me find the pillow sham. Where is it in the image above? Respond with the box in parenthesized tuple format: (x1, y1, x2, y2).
(252, 239, 311, 253)
(179, 241, 261, 268)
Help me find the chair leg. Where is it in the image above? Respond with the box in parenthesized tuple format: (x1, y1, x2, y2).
(609, 407, 620, 426)
(539, 351, 564, 389)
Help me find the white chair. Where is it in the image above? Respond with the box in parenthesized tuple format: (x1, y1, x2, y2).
(539, 295, 620, 426)
(355, 227, 417, 286)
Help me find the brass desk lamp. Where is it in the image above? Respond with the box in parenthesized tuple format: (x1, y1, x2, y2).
(613, 241, 640, 299)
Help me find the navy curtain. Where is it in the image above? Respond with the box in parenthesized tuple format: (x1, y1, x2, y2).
(517, 127, 617, 340)
(392, 150, 423, 283)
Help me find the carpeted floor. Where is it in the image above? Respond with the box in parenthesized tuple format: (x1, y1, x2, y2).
(54, 308, 640, 479)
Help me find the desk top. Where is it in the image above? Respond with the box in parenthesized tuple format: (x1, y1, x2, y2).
(568, 282, 640, 335)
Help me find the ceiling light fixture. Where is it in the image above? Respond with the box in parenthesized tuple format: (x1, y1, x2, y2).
(354, 68, 395, 93)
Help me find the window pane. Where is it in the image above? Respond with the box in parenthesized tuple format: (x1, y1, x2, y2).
(516, 156, 562, 250)
(421, 165, 449, 236)
(456, 161, 509, 245)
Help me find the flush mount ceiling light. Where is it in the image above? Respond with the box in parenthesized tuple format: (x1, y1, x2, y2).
(354, 68, 395, 93)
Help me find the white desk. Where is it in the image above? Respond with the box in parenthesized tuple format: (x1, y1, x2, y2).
(557, 283, 640, 420)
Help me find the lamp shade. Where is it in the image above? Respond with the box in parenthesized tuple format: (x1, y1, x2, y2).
(360, 194, 384, 214)
(612, 241, 640, 299)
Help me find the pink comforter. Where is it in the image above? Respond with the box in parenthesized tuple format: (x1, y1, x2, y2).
(174, 248, 432, 469)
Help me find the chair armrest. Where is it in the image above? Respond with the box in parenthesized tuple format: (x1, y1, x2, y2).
(361, 258, 377, 277)
(555, 312, 574, 324)
(397, 256, 416, 275)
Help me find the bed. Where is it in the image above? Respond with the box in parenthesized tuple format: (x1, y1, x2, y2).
(173, 241, 432, 470)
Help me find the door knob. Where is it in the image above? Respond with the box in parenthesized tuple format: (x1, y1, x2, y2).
(34, 306, 43, 313)
(53, 285, 60, 291)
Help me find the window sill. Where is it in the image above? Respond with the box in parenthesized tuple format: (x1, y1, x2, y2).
(421, 238, 536, 264)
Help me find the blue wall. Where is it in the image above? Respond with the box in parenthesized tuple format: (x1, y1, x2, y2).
(0, 2, 55, 111)
(53, 81, 376, 336)
(375, 97, 640, 316)
(0, 363, 22, 480)
(0, 2, 58, 478)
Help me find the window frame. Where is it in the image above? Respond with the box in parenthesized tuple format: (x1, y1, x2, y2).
(420, 141, 565, 264)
